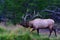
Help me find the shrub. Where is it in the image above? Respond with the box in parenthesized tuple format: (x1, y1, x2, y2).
(0, 27, 59, 40)
(0, 27, 7, 33)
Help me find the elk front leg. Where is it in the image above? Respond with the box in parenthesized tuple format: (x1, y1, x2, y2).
(37, 28, 40, 35)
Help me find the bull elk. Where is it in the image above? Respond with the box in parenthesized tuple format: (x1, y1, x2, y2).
(20, 18, 57, 37)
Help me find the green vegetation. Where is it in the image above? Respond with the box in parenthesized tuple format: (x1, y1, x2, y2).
(0, 27, 59, 40)
(0, 0, 60, 40)
(0, 0, 60, 24)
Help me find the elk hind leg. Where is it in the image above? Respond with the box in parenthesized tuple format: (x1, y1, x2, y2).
(52, 27, 57, 37)
(49, 26, 53, 37)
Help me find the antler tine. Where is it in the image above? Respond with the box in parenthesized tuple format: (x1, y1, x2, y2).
(24, 14, 29, 21)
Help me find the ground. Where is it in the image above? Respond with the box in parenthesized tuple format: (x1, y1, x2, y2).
(0, 22, 60, 40)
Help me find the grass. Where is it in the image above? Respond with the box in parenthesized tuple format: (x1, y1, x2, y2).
(0, 26, 60, 40)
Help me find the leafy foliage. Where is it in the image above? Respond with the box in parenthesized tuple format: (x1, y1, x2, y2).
(0, 27, 60, 40)
(0, 0, 60, 24)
